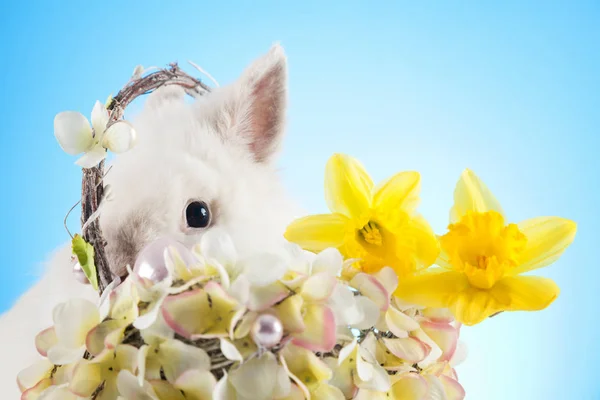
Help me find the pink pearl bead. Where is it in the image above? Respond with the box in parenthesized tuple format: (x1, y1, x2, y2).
(133, 237, 195, 283)
(251, 314, 284, 349)
(72, 262, 90, 285)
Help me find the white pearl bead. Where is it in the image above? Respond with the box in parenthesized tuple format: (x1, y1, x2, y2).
(72, 262, 90, 285)
(133, 237, 195, 283)
(251, 314, 284, 349)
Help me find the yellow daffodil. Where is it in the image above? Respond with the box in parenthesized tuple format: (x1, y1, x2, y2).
(285, 153, 439, 277)
(396, 169, 577, 325)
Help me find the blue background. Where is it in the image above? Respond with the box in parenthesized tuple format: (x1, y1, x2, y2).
(1, 1, 598, 398)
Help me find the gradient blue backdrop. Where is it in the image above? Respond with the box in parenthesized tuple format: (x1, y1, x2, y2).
(1, 1, 598, 398)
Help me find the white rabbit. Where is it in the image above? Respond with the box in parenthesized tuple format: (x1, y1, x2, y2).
(0, 44, 299, 396)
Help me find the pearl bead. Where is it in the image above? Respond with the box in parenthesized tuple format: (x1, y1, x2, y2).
(133, 237, 195, 283)
(72, 262, 90, 285)
(251, 314, 284, 349)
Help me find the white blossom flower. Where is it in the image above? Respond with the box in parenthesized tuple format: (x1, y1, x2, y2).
(54, 101, 136, 168)
(214, 352, 291, 400)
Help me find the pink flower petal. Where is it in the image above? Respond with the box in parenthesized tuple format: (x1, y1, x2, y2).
(17, 359, 54, 392)
(85, 320, 126, 356)
(389, 373, 429, 400)
(440, 375, 466, 400)
(373, 266, 398, 295)
(35, 327, 57, 357)
(274, 294, 305, 333)
(162, 283, 241, 339)
(21, 378, 53, 399)
(383, 337, 431, 363)
(420, 307, 455, 323)
(247, 282, 290, 312)
(385, 307, 420, 338)
(301, 272, 337, 302)
(351, 273, 390, 311)
(291, 304, 336, 352)
(420, 321, 459, 362)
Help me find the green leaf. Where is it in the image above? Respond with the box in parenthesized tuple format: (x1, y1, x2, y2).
(72, 234, 99, 291)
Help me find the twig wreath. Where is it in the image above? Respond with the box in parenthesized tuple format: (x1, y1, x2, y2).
(17, 61, 577, 400)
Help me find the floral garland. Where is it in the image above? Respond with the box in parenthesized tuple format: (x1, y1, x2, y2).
(17, 64, 577, 400)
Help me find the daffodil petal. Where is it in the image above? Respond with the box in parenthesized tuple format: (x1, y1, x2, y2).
(405, 214, 441, 269)
(394, 270, 469, 309)
(389, 374, 429, 400)
(325, 153, 373, 220)
(492, 275, 560, 312)
(450, 169, 504, 223)
(150, 380, 186, 400)
(435, 238, 454, 270)
(373, 171, 421, 217)
(75, 145, 107, 168)
(291, 304, 336, 352)
(284, 213, 350, 253)
(448, 288, 501, 326)
(102, 121, 137, 153)
(173, 369, 216, 399)
(54, 111, 94, 155)
(512, 217, 577, 275)
(383, 337, 431, 363)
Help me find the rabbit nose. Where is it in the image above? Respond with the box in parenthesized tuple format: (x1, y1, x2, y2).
(104, 210, 159, 278)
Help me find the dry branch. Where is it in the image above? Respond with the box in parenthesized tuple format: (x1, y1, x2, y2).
(80, 63, 211, 294)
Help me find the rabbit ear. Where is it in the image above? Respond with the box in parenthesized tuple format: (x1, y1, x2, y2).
(207, 44, 288, 163)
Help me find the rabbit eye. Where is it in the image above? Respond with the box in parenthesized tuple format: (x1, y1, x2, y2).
(185, 201, 211, 229)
